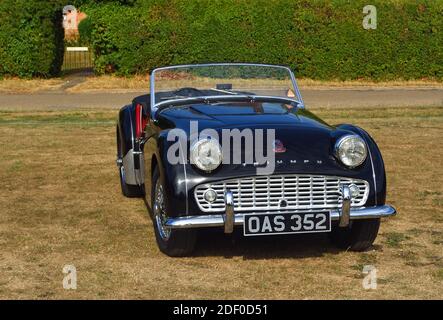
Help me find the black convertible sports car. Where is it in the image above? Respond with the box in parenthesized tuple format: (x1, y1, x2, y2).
(116, 63, 396, 256)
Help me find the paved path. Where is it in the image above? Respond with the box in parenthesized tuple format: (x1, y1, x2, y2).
(0, 88, 442, 110)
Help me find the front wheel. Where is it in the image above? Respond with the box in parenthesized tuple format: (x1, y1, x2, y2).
(329, 219, 380, 251)
(151, 168, 196, 257)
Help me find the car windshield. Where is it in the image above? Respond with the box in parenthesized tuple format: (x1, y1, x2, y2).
(150, 64, 302, 111)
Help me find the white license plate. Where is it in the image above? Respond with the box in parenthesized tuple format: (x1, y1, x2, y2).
(243, 211, 332, 236)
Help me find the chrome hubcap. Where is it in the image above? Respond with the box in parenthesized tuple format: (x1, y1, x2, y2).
(153, 180, 171, 240)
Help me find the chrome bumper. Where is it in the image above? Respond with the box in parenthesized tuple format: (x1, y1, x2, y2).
(165, 204, 397, 231)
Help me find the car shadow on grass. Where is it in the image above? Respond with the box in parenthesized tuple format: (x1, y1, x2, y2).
(193, 228, 344, 260)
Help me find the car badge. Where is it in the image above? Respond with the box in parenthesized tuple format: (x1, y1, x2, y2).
(273, 139, 286, 153)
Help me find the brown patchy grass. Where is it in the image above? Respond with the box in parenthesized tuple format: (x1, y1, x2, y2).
(1, 76, 442, 94)
(67, 76, 443, 93)
(67, 75, 151, 93)
(298, 78, 443, 89)
(0, 106, 442, 299)
(0, 78, 65, 94)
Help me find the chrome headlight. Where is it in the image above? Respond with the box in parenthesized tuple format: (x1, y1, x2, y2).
(190, 138, 222, 172)
(335, 135, 368, 168)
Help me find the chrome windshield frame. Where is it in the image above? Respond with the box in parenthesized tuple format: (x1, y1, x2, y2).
(155, 95, 302, 112)
(149, 63, 305, 119)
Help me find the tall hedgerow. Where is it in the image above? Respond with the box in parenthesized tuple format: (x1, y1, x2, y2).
(0, 0, 65, 77)
(86, 0, 443, 80)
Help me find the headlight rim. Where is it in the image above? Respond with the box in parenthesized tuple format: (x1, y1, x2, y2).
(334, 134, 368, 169)
(190, 138, 223, 172)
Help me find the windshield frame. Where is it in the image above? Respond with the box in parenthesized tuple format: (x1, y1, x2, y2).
(149, 63, 304, 118)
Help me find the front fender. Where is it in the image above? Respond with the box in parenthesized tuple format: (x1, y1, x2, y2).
(144, 130, 188, 217)
(336, 124, 386, 205)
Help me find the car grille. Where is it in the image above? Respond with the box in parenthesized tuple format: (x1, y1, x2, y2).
(194, 174, 370, 213)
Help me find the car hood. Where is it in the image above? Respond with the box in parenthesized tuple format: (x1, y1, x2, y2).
(160, 103, 333, 129)
(159, 104, 372, 176)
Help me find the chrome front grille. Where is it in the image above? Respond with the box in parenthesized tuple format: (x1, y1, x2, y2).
(195, 175, 370, 213)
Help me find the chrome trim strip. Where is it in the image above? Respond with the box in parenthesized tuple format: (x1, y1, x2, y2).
(150, 72, 155, 119)
(367, 144, 378, 206)
(164, 205, 397, 229)
(153, 63, 294, 72)
(289, 69, 304, 108)
(180, 141, 189, 216)
(155, 95, 300, 111)
(128, 106, 135, 152)
(355, 127, 378, 206)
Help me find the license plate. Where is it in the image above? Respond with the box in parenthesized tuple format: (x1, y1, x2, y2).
(243, 212, 331, 236)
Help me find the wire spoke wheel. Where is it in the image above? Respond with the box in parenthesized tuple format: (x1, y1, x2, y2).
(153, 180, 171, 241)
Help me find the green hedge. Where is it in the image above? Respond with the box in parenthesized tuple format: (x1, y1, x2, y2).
(0, 0, 65, 78)
(2, 0, 440, 79)
(84, 0, 443, 80)
(78, 17, 93, 46)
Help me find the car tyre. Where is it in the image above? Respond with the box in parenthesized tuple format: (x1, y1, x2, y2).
(151, 167, 197, 257)
(329, 219, 380, 251)
(117, 127, 144, 198)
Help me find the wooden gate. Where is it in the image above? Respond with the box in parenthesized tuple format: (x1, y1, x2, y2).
(62, 47, 93, 71)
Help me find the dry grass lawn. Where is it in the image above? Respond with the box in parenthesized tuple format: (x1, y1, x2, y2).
(0, 78, 65, 94)
(0, 106, 442, 299)
(68, 76, 443, 93)
(1, 76, 442, 94)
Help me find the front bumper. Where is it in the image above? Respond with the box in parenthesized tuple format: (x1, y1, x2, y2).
(165, 205, 397, 230)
